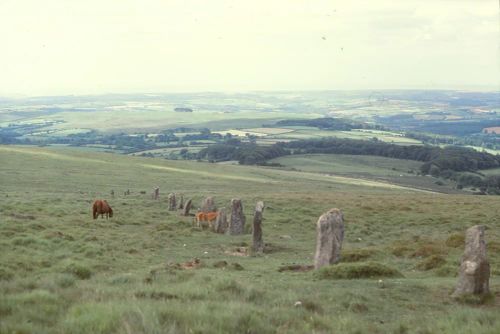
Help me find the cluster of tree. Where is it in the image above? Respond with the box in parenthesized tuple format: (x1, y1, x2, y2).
(0, 128, 23, 144)
(270, 117, 386, 131)
(451, 173, 500, 195)
(197, 139, 287, 164)
(197, 136, 500, 173)
(405, 131, 500, 151)
(377, 113, 500, 136)
(283, 138, 500, 172)
(154, 128, 222, 143)
(174, 107, 193, 112)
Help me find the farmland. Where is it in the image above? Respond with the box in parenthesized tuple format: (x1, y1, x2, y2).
(0, 145, 499, 333)
(269, 154, 459, 193)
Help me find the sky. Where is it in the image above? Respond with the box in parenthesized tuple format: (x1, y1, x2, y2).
(0, 0, 498, 96)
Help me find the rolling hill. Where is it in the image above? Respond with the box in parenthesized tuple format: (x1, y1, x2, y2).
(0, 145, 499, 333)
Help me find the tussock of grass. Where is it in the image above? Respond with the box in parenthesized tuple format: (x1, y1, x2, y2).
(299, 300, 324, 314)
(0, 267, 14, 281)
(390, 239, 447, 258)
(315, 262, 403, 280)
(65, 264, 92, 280)
(62, 304, 121, 334)
(411, 243, 446, 258)
(134, 291, 179, 300)
(391, 243, 413, 257)
(341, 248, 375, 262)
(445, 233, 465, 248)
(489, 241, 500, 252)
(416, 255, 446, 271)
(453, 292, 495, 306)
(435, 265, 457, 277)
(56, 274, 76, 288)
(109, 274, 135, 285)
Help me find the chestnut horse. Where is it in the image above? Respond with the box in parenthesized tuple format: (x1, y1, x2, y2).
(195, 211, 218, 228)
(92, 199, 113, 219)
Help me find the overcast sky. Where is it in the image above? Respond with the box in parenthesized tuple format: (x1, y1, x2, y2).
(0, 0, 498, 96)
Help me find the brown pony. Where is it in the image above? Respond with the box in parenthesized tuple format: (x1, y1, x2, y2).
(195, 211, 218, 228)
(92, 199, 113, 219)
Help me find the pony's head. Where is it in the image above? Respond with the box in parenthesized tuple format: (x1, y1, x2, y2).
(108, 207, 113, 218)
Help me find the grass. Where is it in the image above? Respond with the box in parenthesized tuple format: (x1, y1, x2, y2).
(271, 153, 460, 193)
(0, 145, 499, 333)
(315, 262, 403, 279)
(270, 128, 423, 145)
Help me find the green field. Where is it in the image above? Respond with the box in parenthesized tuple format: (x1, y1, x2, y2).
(270, 154, 459, 193)
(1, 146, 499, 333)
(215, 127, 422, 145)
(2, 109, 322, 135)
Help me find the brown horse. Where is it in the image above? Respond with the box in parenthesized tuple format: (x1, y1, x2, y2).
(195, 211, 217, 228)
(92, 199, 113, 219)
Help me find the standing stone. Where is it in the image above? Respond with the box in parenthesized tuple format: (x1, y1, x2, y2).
(314, 208, 345, 270)
(252, 201, 265, 253)
(229, 199, 246, 235)
(182, 199, 192, 216)
(452, 225, 490, 298)
(178, 195, 184, 210)
(168, 193, 177, 211)
(152, 187, 160, 200)
(201, 196, 217, 213)
(213, 208, 228, 234)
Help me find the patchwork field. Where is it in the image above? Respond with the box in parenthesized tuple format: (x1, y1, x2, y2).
(0, 145, 499, 333)
(214, 127, 422, 145)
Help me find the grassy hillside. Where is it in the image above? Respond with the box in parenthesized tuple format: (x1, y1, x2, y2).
(270, 154, 460, 193)
(0, 145, 499, 333)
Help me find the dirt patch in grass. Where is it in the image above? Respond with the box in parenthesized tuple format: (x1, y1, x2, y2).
(225, 247, 249, 257)
(168, 258, 203, 270)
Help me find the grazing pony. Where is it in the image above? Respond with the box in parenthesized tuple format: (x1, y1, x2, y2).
(195, 211, 218, 228)
(92, 199, 113, 219)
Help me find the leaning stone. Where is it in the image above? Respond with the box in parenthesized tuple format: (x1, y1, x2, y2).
(229, 199, 246, 235)
(201, 196, 217, 213)
(178, 195, 184, 209)
(182, 199, 192, 216)
(314, 208, 345, 270)
(168, 193, 176, 211)
(213, 207, 228, 233)
(252, 201, 265, 253)
(152, 187, 159, 200)
(452, 225, 490, 298)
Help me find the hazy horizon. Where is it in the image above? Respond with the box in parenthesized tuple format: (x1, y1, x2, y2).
(1, 0, 498, 97)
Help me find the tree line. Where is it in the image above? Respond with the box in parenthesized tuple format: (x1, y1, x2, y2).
(197, 137, 500, 194)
